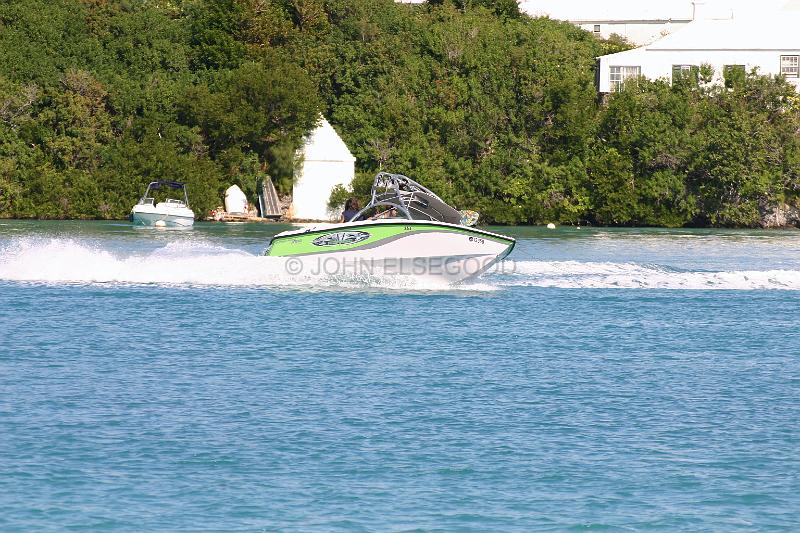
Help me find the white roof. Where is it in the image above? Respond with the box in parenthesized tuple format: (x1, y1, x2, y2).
(300, 117, 356, 163)
(519, 0, 694, 21)
(646, 14, 800, 51)
(225, 184, 246, 199)
(598, 0, 800, 60)
(520, 0, 798, 22)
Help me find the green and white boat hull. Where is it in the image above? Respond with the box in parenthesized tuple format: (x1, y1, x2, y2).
(265, 219, 515, 284)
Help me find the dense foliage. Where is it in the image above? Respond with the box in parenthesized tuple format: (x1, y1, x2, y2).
(0, 0, 798, 226)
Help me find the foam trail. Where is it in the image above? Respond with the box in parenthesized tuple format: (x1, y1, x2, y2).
(3, 238, 796, 292)
(0, 237, 483, 291)
(492, 260, 800, 290)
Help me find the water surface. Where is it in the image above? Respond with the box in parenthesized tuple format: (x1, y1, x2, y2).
(1, 221, 798, 531)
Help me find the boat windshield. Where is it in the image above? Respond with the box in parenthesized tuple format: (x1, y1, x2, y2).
(352, 172, 463, 224)
(140, 181, 189, 207)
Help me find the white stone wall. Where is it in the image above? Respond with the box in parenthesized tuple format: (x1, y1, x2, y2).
(291, 117, 356, 222)
(291, 160, 354, 221)
(576, 21, 689, 46)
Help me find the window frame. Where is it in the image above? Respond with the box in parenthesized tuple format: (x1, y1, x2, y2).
(723, 64, 746, 88)
(609, 65, 641, 92)
(781, 55, 799, 78)
(672, 64, 699, 85)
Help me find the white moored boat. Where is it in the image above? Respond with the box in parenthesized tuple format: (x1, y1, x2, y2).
(131, 181, 195, 228)
(264, 173, 515, 284)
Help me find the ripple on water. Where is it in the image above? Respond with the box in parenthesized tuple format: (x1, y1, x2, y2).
(0, 221, 799, 531)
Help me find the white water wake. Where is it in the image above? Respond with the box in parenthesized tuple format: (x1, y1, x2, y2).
(0, 237, 468, 291)
(0, 238, 797, 291)
(498, 260, 800, 290)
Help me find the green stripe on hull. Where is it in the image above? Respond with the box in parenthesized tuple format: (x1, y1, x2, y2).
(265, 222, 513, 257)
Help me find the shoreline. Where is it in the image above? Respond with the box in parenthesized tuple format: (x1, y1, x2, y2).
(1, 217, 798, 230)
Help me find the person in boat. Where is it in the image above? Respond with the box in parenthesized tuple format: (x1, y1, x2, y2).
(370, 205, 397, 219)
(341, 198, 362, 222)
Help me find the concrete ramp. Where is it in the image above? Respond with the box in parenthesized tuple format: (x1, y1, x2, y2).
(260, 177, 282, 219)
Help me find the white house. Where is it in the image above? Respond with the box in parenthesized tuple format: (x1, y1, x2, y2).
(397, 0, 700, 44)
(519, 0, 695, 45)
(597, 1, 800, 93)
(290, 117, 355, 221)
(397, 1, 759, 46)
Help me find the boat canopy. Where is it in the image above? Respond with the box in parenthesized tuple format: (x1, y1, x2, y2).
(353, 172, 464, 225)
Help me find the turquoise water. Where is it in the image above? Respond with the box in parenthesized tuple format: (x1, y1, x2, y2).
(1, 220, 799, 531)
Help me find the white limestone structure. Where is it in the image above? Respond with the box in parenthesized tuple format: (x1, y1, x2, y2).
(291, 117, 355, 221)
(596, 1, 800, 93)
(224, 184, 248, 214)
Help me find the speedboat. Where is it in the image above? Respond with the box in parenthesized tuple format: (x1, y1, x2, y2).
(131, 181, 195, 228)
(264, 172, 515, 284)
